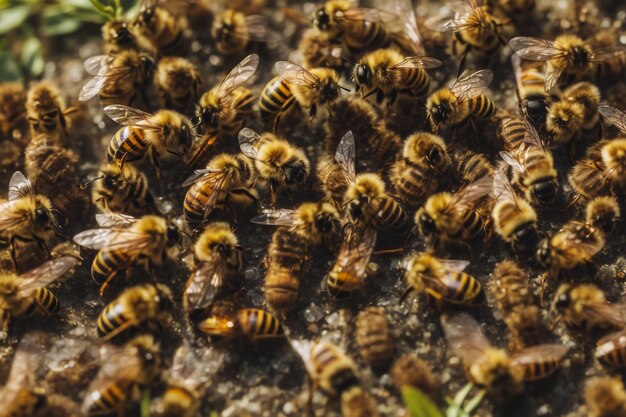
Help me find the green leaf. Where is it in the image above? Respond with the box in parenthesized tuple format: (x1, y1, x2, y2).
(140, 389, 151, 417)
(121, 0, 140, 20)
(20, 37, 44, 77)
(42, 7, 82, 36)
(0, 50, 22, 82)
(87, 0, 116, 19)
(402, 386, 444, 417)
(209, 412, 219, 417)
(0, 5, 31, 35)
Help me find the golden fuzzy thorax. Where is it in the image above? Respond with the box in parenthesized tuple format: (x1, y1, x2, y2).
(428, 88, 470, 128)
(0, 274, 21, 309)
(194, 222, 238, 261)
(146, 110, 190, 152)
(406, 253, 440, 290)
(156, 58, 198, 97)
(602, 139, 626, 170)
(27, 82, 64, 115)
(403, 132, 446, 162)
(493, 198, 537, 237)
(347, 173, 385, 201)
(423, 192, 453, 220)
(289, 68, 339, 107)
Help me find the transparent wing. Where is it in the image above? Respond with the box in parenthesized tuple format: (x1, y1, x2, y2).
(599, 105, 626, 134)
(3, 332, 44, 393)
(452, 174, 493, 208)
(79, 76, 108, 101)
(18, 256, 81, 294)
(558, 222, 605, 258)
(392, 56, 443, 69)
(450, 69, 493, 102)
(493, 167, 516, 203)
(95, 213, 137, 228)
(238, 128, 261, 159)
(335, 131, 356, 183)
(544, 66, 564, 92)
(84, 55, 110, 75)
(509, 37, 568, 61)
(216, 54, 259, 103)
(591, 46, 626, 62)
(333, 224, 376, 281)
(500, 151, 526, 173)
(341, 7, 397, 23)
(522, 118, 547, 151)
(185, 255, 227, 311)
(275, 61, 320, 88)
(250, 209, 297, 226)
(170, 343, 225, 388)
(103, 105, 158, 130)
(8, 171, 34, 201)
(442, 313, 492, 365)
(510, 344, 568, 366)
(439, 259, 470, 272)
(596, 330, 626, 358)
(386, 0, 424, 55)
(584, 302, 626, 328)
(289, 339, 316, 377)
(243, 15, 282, 43)
(73, 228, 153, 252)
(182, 169, 226, 188)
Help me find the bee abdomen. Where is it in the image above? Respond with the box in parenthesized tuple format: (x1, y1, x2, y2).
(237, 308, 284, 340)
(97, 301, 129, 337)
(268, 228, 308, 268)
(355, 307, 394, 367)
(448, 272, 484, 305)
(376, 197, 407, 229)
(34, 287, 60, 314)
(469, 95, 496, 119)
(86, 381, 132, 415)
(162, 386, 196, 414)
(108, 126, 147, 164)
(92, 249, 134, 284)
(344, 22, 389, 53)
(183, 181, 218, 222)
(520, 358, 562, 381)
(327, 271, 362, 299)
(498, 117, 527, 151)
(264, 266, 299, 314)
(405, 68, 430, 97)
(259, 77, 293, 122)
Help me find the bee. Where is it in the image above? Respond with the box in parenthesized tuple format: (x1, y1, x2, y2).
(443, 313, 567, 397)
(79, 50, 155, 107)
(318, 130, 358, 208)
(390, 131, 451, 207)
(103, 104, 193, 176)
(492, 168, 540, 256)
(254, 202, 340, 315)
(425, 0, 508, 72)
(352, 48, 442, 104)
(509, 35, 626, 91)
(326, 222, 377, 299)
(426, 69, 495, 133)
(453, 149, 494, 184)
(0, 171, 65, 269)
(183, 222, 243, 314)
(552, 284, 626, 330)
(238, 128, 310, 205)
(0, 256, 79, 339)
(189, 54, 258, 167)
(82, 335, 162, 416)
(154, 57, 201, 113)
(415, 175, 492, 248)
(355, 306, 394, 367)
(498, 116, 527, 152)
(595, 330, 626, 369)
(597, 106, 626, 191)
(0, 333, 47, 417)
(500, 119, 558, 206)
(131, 1, 186, 55)
(404, 252, 484, 306)
(155, 344, 224, 417)
(96, 283, 173, 338)
(82, 163, 157, 216)
(312, 1, 395, 53)
(211, 9, 279, 55)
(102, 19, 155, 56)
(26, 81, 76, 140)
(586, 196, 620, 235)
(198, 307, 284, 341)
(536, 221, 605, 278)
(182, 153, 257, 224)
(546, 82, 601, 145)
(511, 55, 552, 127)
(390, 354, 439, 400)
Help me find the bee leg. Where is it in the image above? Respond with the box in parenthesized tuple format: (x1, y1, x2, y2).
(119, 153, 129, 173)
(99, 271, 119, 297)
(225, 204, 238, 225)
(151, 148, 162, 180)
(398, 286, 414, 303)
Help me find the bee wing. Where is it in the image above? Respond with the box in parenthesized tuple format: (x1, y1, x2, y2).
(509, 344, 568, 366)
(591, 46, 626, 62)
(392, 56, 443, 70)
(439, 259, 470, 272)
(334, 224, 377, 279)
(275, 61, 320, 88)
(8, 171, 35, 201)
(543, 66, 564, 93)
(342, 7, 397, 23)
(251, 209, 297, 226)
(493, 167, 516, 203)
(184, 255, 227, 311)
(500, 151, 526, 174)
(216, 54, 259, 103)
(509, 37, 568, 61)
(583, 302, 626, 328)
(85, 345, 143, 407)
(452, 174, 493, 208)
(182, 168, 225, 188)
(442, 313, 492, 365)
(450, 69, 493, 102)
(289, 339, 316, 377)
(242, 15, 282, 43)
(0, 201, 32, 230)
(3, 332, 44, 394)
(596, 330, 626, 357)
(73, 228, 152, 253)
(599, 105, 626, 134)
(522, 118, 547, 151)
(79, 75, 107, 101)
(95, 213, 137, 228)
(335, 131, 356, 183)
(84, 55, 110, 75)
(388, 0, 425, 55)
(103, 105, 158, 130)
(18, 256, 81, 294)
(170, 343, 225, 387)
(238, 128, 261, 159)
(559, 222, 605, 257)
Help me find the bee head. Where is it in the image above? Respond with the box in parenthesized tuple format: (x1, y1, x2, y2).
(522, 96, 549, 125)
(313, 7, 330, 30)
(354, 64, 372, 90)
(530, 180, 557, 206)
(315, 211, 340, 236)
(416, 211, 436, 238)
(34, 206, 51, 229)
(113, 22, 134, 45)
(552, 285, 573, 313)
(166, 224, 182, 247)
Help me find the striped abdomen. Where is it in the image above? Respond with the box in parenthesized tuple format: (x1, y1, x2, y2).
(92, 249, 135, 284)
(399, 68, 430, 97)
(520, 68, 545, 91)
(259, 76, 294, 123)
(264, 265, 300, 315)
(327, 268, 364, 299)
(518, 357, 563, 381)
(312, 342, 359, 395)
(392, 160, 437, 206)
(237, 308, 283, 341)
(267, 228, 309, 269)
(107, 126, 148, 166)
(457, 209, 485, 242)
(343, 21, 389, 53)
(375, 196, 407, 230)
(455, 152, 493, 184)
(596, 336, 626, 368)
(84, 380, 134, 416)
(183, 179, 228, 223)
(469, 94, 496, 119)
(568, 159, 607, 198)
(435, 271, 485, 305)
(97, 300, 130, 337)
(34, 288, 60, 314)
(161, 386, 197, 417)
(498, 117, 526, 151)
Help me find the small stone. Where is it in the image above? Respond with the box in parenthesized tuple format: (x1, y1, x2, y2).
(304, 304, 324, 322)
(537, 404, 551, 415)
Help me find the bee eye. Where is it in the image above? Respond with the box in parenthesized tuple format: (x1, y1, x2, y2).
(555, 294, 570, 310)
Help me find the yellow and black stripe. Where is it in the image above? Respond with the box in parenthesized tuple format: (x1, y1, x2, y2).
(519, 357, 563, 381)
(92, 249, 134, 284)
(237, 308, 283, 341)
(34, 288, 60, 314)
(596, 339, 626, 368)
(312, 343, 359, 395)
(107, 126, 148, 166)
(442, 271, 485, 305)
(375, 196, 407, 230)
(402, 68, 431, 98)
(499, 117, 527, 151)
(469, 94, 496, 119)
(85, 381, 132, 415)
(259, 76, 294, 123)
(327, 269, 363, 299)
(97, 301, 129, 337)
(342, 21, 390, 53)
(162, 386, 196, 414)
(183, 179, 221, 223)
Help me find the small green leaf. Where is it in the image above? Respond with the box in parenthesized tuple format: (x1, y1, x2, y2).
(209, 412, 219, 417)
(20, 37, 44, 77)
(402, 386, 444, 417)
(0, 5, 31, 35)
(140, 389, 151, 417)
(87, 0, 116, 19)
(42, 8, 82, 36)
(121, 0, 140, 20)
(0, 50, 22, 82)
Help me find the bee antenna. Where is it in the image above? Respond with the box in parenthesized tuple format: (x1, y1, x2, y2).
(341, 56, 355, 65)
(80, 176, 104, 190)
(339, 85, 351, 92)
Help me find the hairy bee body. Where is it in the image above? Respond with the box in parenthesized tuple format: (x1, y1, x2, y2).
(427, 88, 470, 130)
(102, 19, 155, 56)
(492, 198, 539, 255)
(211, 9, 252, 55)
(132, 5, 185, 55)
(96, 50, 154, 107)
(451, 11, 503, 57)
(552, 284, 613, 329)
(586, 196, 620, 235)
(0, 194, 55, 248)
(26, 82, 72, 140)
(489, 260, 533, 313)
(317, 154, 350, 208)
(454, 150, 494, 184)
(91, 248, 136, 286)
(0, 275, 59, 330)
(198, 87, 254, 136)
(355, 307, 394, 367)
(107, 125, 149, 165)
(468, 94, 497, 119)
(154, 57, 201, 113)
(89, 163, 154, 215)
(498, 117, 527, 152)
(512, 146, 558, 205)
(311, 340, 360, 395)
(238, 308, 284, 340)
(345, 173, 407, 230)
(568, 158, 608, 199)
(259, 76, 294, 125)
(601, 139, 626, 191)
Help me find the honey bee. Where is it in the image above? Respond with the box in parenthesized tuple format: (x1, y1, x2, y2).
(183, 222, 243, 314)
(96, 283, 173, 338)
(326, 222, 377, 298)
(0, 256, 79, 339)
(73, 213, 182, 295)
(26, 81, 76, 141)
(511, 55, 552, 127)
(0, 332, 47, 416)
(597, 107, 626, 191)
(254, 202, 340, 315)
(586, 196, 620, 235)
(509, 35, 626, 91)
(131, 1, 186, 55)
(404, 252, 484, 306)
(453, 149, 494, 184)
(415, 175, 492, 248)
(352, 48, 442, 104)
(211, 9, 280, 55)
(79, 50, 155, 107)
(82, 335, 162, 416)
(154, 57, 201, 113)
(500, 119, 558, 206)
(82, 163, 157, 216)
(103, 104, 193, 176)
(198, 307, 284, 341)
(0, 171, 65, 269)
(536, 221, 605, 278)
(238, 128, 310, 205)
(443, 313, 567, 397)
(355, 306, 394, 367)
(155, 344, 224, 417)
(189, 54, 258, 167)
(425, 0, 508, 72)
(390, 131, 451, 207)
(426, 69, 495, 133)
(492, 168, 540, 256)
(102, 19, 155, 56)
(552, 284, 626, 330)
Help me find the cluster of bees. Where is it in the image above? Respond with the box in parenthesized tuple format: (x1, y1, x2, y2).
(1, 0, 626, 416)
